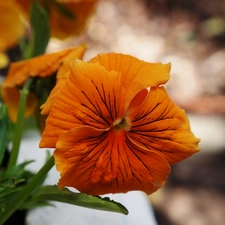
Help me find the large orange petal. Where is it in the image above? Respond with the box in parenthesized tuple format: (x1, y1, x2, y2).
(1, 45, 86, 122)
(1, 87, 38, 122)
(40, 59, 126, 148)
(40, 44, 87, 114)
(56, 44, 87, 79)
(127, 88, 148, 115)
(89, 53, 171, 109)
(0, 1, 25, 52)
(2, 45, 87, 88)
(128, 86, 200, 165)
(54, 126, 170, 195)
(40, 71, 70, 115)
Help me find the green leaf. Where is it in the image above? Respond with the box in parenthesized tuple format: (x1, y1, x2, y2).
(23, 1, 50, 59)
(0, 160, 35, 209)
(31, 185, 129, 215)
(0, 157, 55, 223)
(1, 160, 35, 180)
(0, 188, 22, 211)
(0, 186, 23, 202)
(21, 200, 54, 210)
(0, 177, 25, 188)
(0, 105, 10, 165)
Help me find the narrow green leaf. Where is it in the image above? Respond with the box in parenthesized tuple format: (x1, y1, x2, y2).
(32, 185, 129, 215)
(0, 105, 10, 165)
(0, 156, 55, 224)
(7, 78, 33, 170)
(0, 177, 25, 188)
(3, 160, 34, 180)
(23, 1, 50, 59)
(21, 201, 54, 210)
(0, 188, 20, 201)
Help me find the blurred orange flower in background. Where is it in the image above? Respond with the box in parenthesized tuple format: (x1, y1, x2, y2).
(0, 1, 26, 69)
(0, 1, 25, 53)
(40, 53, 200, 195)
(1, 44, 87, 122)
(16, 0, 98, 39)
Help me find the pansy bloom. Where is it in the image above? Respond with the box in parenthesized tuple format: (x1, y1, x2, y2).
(16, 0, 98, 39)
(1, 44, 87, 122)
(40, 53, 200, 195)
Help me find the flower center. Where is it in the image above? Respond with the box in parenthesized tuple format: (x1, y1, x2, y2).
(113, 117, 131, 131)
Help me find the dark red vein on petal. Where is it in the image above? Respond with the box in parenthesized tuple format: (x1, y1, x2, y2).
(91, 80, 114, 122)
(133, 103, 161, 122)
(80, 90, 110, 126)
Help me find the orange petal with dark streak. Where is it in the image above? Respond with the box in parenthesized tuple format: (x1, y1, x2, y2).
(89, 53, 171, 109)
(128, 86, 200, 165)
(55, 126, 170, 195)
(40, 59, 126, 148)
(1, 45, 87, 122)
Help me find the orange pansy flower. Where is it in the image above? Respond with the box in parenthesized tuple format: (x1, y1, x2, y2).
(16, 0, 98, 39)
(0, 1, 25, 52)
(1, 44, 87, 122)
(40, 53, 200, 195)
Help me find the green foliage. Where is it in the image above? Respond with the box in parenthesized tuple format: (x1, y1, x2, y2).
(23, 1, 50, 59)
(0, 161, 34, 212)
(0, 105, 10, 165)
(24, 185, 129, 215)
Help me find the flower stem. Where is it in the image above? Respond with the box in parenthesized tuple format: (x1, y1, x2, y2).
(0, 156, 55, 225)
(0, 105, 9, 165)
(7, 79, 33, 170)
